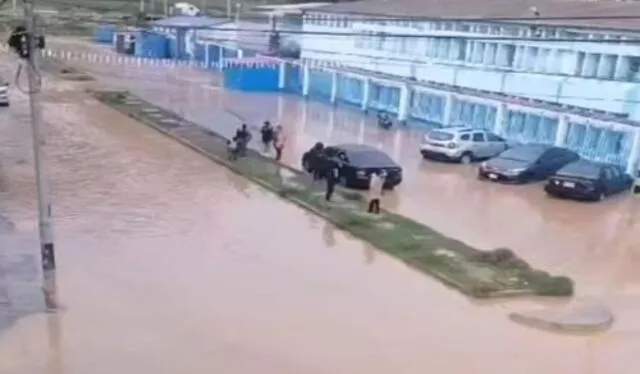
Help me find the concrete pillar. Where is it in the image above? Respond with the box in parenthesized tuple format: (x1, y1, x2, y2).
(496, 44, 508, 67)
(545, 49, 559, 74)
(534, 48, 548, 72)
(464, 40, 472, 62)
(483, 43, 496, 66)
(301, 102, 308, 133)
(327, 109, 336, 140)
(614, 55, 630, 80)
(330, 71, 338, 104)
(393, 130, 402, 160)
(361, 78, 370, 111)
(581, 53, 598, 77)
(493, 103, 506, 135)
(302, 65, 310, 97)
(398, 84, 410, 122)
(626, 128, 640, 175)
(277, 95, 284, 123)
(219, 53, 224, 71)
(237, 49, 243, 58)
(442, 93, 453, 126)
(596, 54, 616, 79)
(357, 118, 366, 144)
(205, 44, 210, 68)
(278, 61, 286, 89)
(555, 115, 569, 146)
(513, 45, 523, 69)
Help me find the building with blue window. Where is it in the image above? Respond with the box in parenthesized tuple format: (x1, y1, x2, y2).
(289, 0, 640, 173)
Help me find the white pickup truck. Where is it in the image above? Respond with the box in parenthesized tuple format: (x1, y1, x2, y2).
(0, 79, 9, 106)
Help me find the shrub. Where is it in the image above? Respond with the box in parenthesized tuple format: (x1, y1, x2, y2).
(337, 213, 370, 229)
(532, 275, 574, 296)
(474, 247, 532, 271)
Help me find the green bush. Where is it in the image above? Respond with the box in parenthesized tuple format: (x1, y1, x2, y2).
(532, 275, 574, 296)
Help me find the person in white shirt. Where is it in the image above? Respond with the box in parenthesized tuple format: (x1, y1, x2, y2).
(367, 171, 385, 214)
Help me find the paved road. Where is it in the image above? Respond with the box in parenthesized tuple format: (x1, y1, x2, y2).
(46, 37, 640, 296)
(2, 61, 640, 374)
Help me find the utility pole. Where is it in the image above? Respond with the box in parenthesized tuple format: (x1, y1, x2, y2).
(139, 0, 145, 13)
(226, 0, 231, 19)
(23, 0, 56, 271)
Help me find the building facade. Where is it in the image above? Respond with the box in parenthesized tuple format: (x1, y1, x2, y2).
(293, 0, 640, 173)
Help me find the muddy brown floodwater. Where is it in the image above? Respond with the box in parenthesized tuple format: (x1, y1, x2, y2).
(0, 39, 638, 374)
(48, 37, 640, 294)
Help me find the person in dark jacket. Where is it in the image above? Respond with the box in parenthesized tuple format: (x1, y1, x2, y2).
(325, 162, 340, 202)
(308, 142, 325, 181)
(232, 124, 251, 157)
(260, 121, 274, 152)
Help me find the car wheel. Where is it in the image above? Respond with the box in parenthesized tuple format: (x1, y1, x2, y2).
(459, 152, 473, 164)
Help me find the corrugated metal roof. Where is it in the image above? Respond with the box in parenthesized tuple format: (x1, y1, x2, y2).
(151, 15, 229, 28)
(314, 0, 640, 33)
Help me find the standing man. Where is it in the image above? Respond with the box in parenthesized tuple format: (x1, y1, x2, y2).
(260, 121, 274, 152)
(273, 125, 287, 161)
(367, 171, 385, 214)
(325, 162, 340, 203)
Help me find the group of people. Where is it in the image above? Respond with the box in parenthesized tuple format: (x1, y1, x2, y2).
(304, 142, 386, 214)
(228, 121, 286, 161)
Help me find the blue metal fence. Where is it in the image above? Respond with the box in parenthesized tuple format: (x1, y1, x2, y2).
(368, 82, 400, 114)
(409, 90, 446, 125)
(336, 75, 364, 106)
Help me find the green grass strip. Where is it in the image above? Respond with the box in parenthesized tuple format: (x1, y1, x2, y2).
(93, 90, 575, 299)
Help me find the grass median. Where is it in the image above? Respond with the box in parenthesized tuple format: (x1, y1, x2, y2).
(93, 90, 575, 299)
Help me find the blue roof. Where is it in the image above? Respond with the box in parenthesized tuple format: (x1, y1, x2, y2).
(151, 16, 229, 28)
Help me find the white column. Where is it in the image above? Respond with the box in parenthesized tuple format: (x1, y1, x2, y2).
(555, 115, 569, 146)
(301, 101, 308, 133)
(237, 49, 243, 58)
(326, 109, 336, 140)
(626, 128, 640, 175)
(205, 44, 210, 68)
(442, 93, 453, 126)
(393, 131, 402, 160)
(397, 83, 410, 123)
(493, 103, 506, 135)
(302, 65, 310, 97)
(357, 118, 366, 144)
(278, 62, 286, 89)
(614, 55, 630, 80)
(361, 78, 370, 111)
(330, 71, 338, 104)
(219, 53, 224, 71)
(277, 96, 284, 123)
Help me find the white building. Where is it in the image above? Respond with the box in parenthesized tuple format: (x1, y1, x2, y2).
(294, 0, 640, 173)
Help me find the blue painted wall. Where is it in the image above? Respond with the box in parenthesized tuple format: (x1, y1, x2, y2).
(134, 31, 169, 58)
(94, 24, 116, 43)
(224, 65, 280, 92)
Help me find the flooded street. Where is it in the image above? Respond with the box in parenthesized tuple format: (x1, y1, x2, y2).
(46, 38, 640, 295)
(0, 39, 640, 373)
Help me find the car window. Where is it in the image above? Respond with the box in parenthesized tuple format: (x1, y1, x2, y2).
(429, 131, 454, 141)
(609, 166, 621, 178)
(603, 168, 614, 180)
(486, 133, 503, 142)
(323, 147, 338, 157)
(472, 132, 485, 142)
(459, 133, 471, 141)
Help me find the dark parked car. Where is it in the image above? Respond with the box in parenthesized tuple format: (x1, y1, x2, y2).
(545, 160, 633, 201)
(478, 144, 579, 183)
(302, 144, 402, 189)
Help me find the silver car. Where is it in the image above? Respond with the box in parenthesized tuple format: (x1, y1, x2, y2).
(419, 127, 508, 164)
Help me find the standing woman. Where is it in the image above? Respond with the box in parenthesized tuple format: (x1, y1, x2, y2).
(273, 125, 287, 161)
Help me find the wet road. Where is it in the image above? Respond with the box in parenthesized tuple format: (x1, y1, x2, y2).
(46, 38, 640, 296)
(2, 56, 640, 374)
